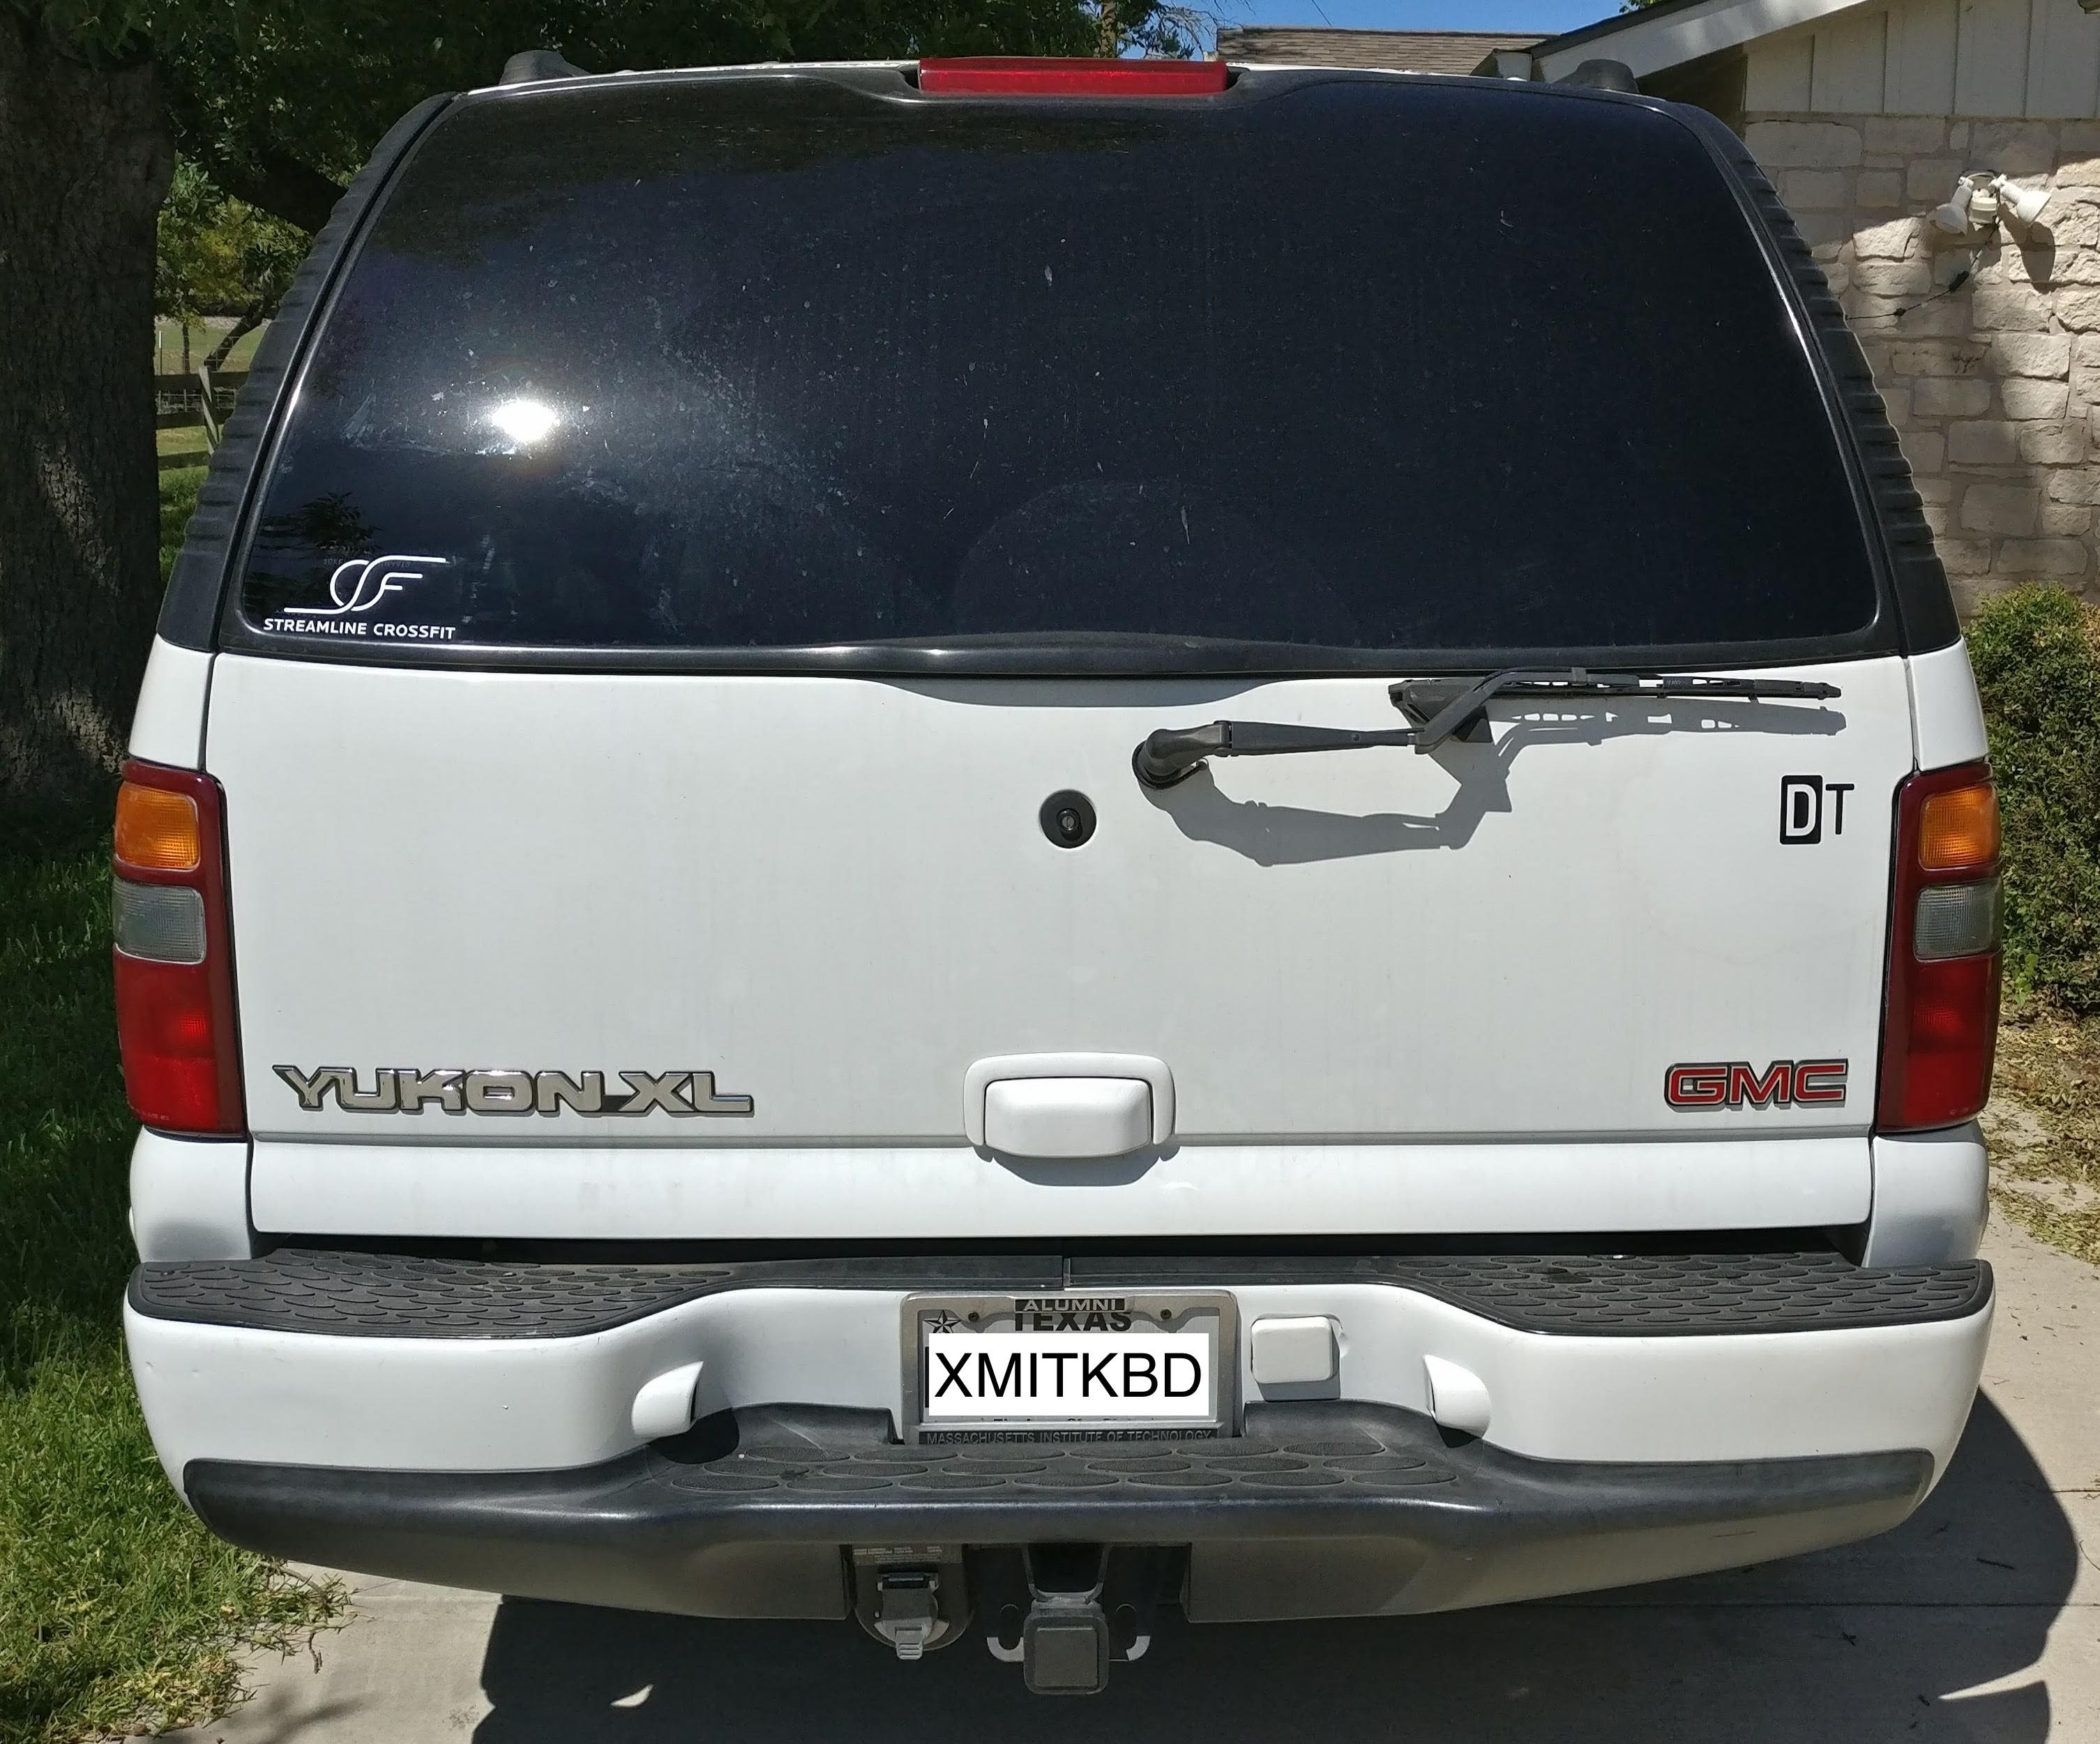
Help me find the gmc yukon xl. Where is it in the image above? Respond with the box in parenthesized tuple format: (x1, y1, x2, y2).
(119, 55, 1999, 1692)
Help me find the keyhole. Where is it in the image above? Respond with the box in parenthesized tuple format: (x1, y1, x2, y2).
(1038, 790, 1096, 849)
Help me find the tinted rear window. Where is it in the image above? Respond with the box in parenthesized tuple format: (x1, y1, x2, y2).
(236, 75, 1884, 666)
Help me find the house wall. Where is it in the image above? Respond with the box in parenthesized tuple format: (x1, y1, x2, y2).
(1742, 0, 2100, 119)
(1747, 111, 2100, 611)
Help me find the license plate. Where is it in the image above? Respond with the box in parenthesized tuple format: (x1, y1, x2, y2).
(902, 1291, 1237, 1443)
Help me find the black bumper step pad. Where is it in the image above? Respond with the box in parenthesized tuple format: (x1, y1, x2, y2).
(185, 1402, 1935, 1601)
(131, 1248, 1992, 1342)
(659, 1408, 1471, 1503)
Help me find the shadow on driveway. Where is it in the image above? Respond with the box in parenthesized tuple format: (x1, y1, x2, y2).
(470, 1398, 2073, 1743)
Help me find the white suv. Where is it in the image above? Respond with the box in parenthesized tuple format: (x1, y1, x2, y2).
(119, 56, 1998, 1693)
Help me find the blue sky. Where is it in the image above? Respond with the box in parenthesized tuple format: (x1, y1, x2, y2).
(1214, 0, 1610, 38)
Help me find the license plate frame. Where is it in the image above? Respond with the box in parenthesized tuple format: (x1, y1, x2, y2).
(900, 1289, 1238, 1445)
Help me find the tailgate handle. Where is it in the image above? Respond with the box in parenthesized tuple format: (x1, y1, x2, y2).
(964, 1054, 1174, 1158)
(983, 1079, 1150, 1160)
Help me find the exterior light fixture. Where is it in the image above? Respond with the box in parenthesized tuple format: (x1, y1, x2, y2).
(2000, 178, 2053, 227)
(1928, 178, 1974, 234)
(1928, 172, 2052, 236)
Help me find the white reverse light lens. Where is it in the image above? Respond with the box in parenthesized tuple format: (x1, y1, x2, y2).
(113, 879, 207, 964)
(488, 397, 560, 446)
(1914, 878, 2002, 962)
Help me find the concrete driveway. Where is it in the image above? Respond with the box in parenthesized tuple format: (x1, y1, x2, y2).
(165, 1220, 2099, 1744)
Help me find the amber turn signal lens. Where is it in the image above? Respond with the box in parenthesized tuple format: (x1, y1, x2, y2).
(115, 783, 202, 872)
(1918, 782, 1999, 873)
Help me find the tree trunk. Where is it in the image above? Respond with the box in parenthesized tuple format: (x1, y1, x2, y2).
(0, 17, 173, 803)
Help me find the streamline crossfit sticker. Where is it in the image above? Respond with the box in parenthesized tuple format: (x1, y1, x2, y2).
(262, 554, 460, 641)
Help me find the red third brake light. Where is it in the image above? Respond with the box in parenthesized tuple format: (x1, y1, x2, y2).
(918, 57, 1228, 96)
(112, 760, 244, 1136)
(1878, 761, 2001, 1132)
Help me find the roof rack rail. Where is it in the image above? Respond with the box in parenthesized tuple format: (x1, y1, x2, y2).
(499, 49, 589, 86)
(1555, 57, 1639, 93)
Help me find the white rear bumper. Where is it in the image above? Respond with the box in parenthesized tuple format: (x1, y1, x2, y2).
(126, 1251, 1991, 1621)
(128, 1266, 1991, 1482)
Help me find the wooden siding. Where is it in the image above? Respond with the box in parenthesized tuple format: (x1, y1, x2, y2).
(1746, 0, 2100, 116)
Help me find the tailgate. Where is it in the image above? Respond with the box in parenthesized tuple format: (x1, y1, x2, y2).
(211, 655, 1910, 1151)
(193, 70, 1924, 1238)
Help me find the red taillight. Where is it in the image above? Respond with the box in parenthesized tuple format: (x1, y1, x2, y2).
(917, 57, 1228, 96)
(1878, 761, 2000, 1132)
(113, 760, 243, 1136)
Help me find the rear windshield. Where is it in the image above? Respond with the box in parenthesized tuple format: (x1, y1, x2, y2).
(235, 75, 1885, 667)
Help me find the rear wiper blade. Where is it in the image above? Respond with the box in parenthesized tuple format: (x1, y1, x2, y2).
(1391, 668, 1843, 745)
(1131, 667, 1841, 789)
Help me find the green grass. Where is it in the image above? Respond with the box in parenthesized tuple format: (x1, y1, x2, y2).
(151, 320, 264, 376)
(0, 474, 338, 1744)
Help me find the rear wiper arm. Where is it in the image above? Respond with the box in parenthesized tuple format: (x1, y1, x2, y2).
(1132, 667, 1841, 789)
(1132, 719, 1423, 789)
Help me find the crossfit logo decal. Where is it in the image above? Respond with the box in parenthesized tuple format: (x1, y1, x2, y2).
(287, 554, 448, 616)
(263, 555, 460, 641)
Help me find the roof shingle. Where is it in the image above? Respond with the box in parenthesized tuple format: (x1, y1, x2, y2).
(1214, 26, 1544, 76)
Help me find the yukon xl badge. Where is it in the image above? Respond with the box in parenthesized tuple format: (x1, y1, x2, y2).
(274, 1066, 753, 1117)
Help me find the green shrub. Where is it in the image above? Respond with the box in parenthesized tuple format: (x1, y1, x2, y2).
(158, 467, 206, 582)
(1969, 586, 2100, 1013)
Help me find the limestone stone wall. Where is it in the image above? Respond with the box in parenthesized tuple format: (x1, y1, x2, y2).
(1746, 112, 2100, 614)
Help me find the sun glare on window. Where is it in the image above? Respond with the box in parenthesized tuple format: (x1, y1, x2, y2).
(488, 397, 560, 446)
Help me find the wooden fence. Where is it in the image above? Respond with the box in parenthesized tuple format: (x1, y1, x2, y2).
(156, 370, 248, 471)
